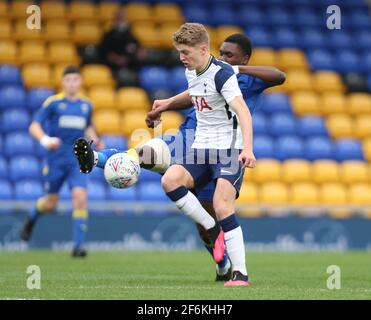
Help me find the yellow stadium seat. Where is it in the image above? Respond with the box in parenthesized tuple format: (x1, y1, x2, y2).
(320, 92, 346, 115)
(282, 70, 312, 92)
(159, 112, 184, 134)
(277, 49, 308, 72)
(320, 183, 351, 218)
(40, 1, 66, 19)
(248, 159, 281, 183)
(215, 26, 244, 46)
(126, 3, 153, 23)
(326, 113, 354, 139)
(117, 87, 149, 111)
(72, 21, 102, 46)
(347, 93, 371, 116)
(14, 19, 42, 41)
(81, 65, 114, 88)
(237, 183, 262, 217)
(290, 182, 319, 205)
(204, 26, 217, 47)
(22, 63, 52, 88)
(260, 182, 289, 205)
(94, 110, 121, 135)
(282, 160, 312, 184)
(121, 110, 149, 136)
(291, 91, 320, 116)
(127, 129, 153, 148)
(312, 71, 344, 93)
(312, 160, 340, 184)
(0, 20, 12, 39)
(0, 40, 17, 64)
(355, 115, 371, 139)
(349, 183, 371, 205)
(158, 23, 183, 49)
(153, 4, 183, 24)
(48, 41, 79, 65)
(10, 1, 33, 18)
(132, 24, 160, 48)
(68, 2, 97, 21)
(363, 137, 371, 162)
(88, 87, 116, 110)
(340, 161, 369, 184)
(248, 48, 276, 66)
(0, 2, 9, 18)
(98, 2, 120, 22)
(43, 21, 71, 42)
(210, 45, 220, 59)
(18, 41, 46, 64)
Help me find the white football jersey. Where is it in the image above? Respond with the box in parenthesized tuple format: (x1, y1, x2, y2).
(185, 56, 243, 149)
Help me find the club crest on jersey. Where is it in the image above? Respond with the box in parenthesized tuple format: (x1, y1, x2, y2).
(58, 103, 66, 110)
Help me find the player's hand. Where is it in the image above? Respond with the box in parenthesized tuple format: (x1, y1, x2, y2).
(239, 149, 256, 169)
(152, 98, 170, 112)
(145, 109, 162, 128)
(40, 136, 62, 150)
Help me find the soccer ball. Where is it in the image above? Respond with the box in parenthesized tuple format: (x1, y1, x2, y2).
(104, 152, 140, 189)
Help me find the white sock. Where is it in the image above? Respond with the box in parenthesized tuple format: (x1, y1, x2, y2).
(224, 226, 247, 275)
(175, 191, 215, 230)
(93, 151, 98, 166)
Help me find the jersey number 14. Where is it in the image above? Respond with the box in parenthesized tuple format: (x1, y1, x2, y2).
(194, 96, 212, 112)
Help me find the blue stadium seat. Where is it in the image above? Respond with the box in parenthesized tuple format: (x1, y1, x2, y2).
(292, 9, 321, 28)
(300, 29, 326, 50)
(139, 67, 169, 92)
(328, 31, 353, 50)
(265, 8, 292, 28)
(210, 5, 235, 25)
(304, 137, 334, 161)
(0, 180, 12, 199)
(139, 169, 161, 182)
(252, 113, 268, 135)
(60, 183, 71, 200)
(237, 6, 264, 28)
(276, 135, 304, 160)
(245, 27, 272, 47)
(107, 186, 137, 201)
(253, 135, 275, 159)
(260, 93, 292, 114)
(364, 52, 371, 73)
(169, 67, 188, 94)
(334, 139, 364, 161)
(368, 74, 371, 92)
(0, 135, 2, 153)
(355, 31, 371, 51)
(335, 50, 362, 74)
(0, 86, 26, 110)
(1, 109, 31, 133)
(88, 167, 105, 183)
(0, 156, 7, 179)
(273, 28, 299, 48)
(348, 10, 371, 29)
(268, 113, 297, 137)
(297, 116, 328, 138)
(14, 180, 43, 200)
(27, 88, 55, 111)
(182, 5, 209, 25)
(307, 50, 335, 71)
(138, 182, 168, 201)
(9, 156, 40, 182)
(4, 132, 35, 157)
(87, 181, 107, 200)
(0, 65, 22, 87)
(101, 135, 128, 151)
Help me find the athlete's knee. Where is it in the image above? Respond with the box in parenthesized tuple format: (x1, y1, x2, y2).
(161, 171, 180, 192)
(39, 196, 58, 212)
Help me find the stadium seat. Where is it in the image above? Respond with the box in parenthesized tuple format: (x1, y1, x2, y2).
(347, 94, 371, 116)
(98, 2, 120, 22)
(334, 139, 364, 161)
(81, 65, 114, 88)
(312, 71, 344, 93)
(153, 4, 183, 24)
(237, 183, 261, 217)
(297, 116, 327, 138)
(89, 87, 116, 110)
(320, 92, 346, 115)
(340, 161, 369, 185)
(22, 63, 53, 88)
(139, 67, 169, 92)
(9, 155, 40, 182)
(107, 186, 137, 201)
(14, 180, 43, 200)
(209, 5, 235, 26)
(0, 40, 17, 64)
(238, 6, 264, 28)
(139, 169, 162, 183)
(0, 157, 7, 179)
(72, 21, 102, 46)
(121, 110, 149, 136)
(4, 132, 35, 157)
(19, 41, 46, 64)
(249, 159, 281, 184)
(101, 135, 128, 152)
(276, 135, 304, 160)
(94, 110, 121, 135)
(44, 21, 71, 42)
(138, 182, 168, 202)
(0, 86, 26, 110)
(159, 112, 184, 133)
(48, 41, 79, 65)
(68, 2, 97, 22)
(354, 115, 371, 139)
(59, 183, 71, 200)
(362, 137, 371, 162)
(0, 180, 12, 199)
(326, 114, 354, 139)
(253, 135, 275, 159)
(158, 23, 183, 49)
(168, 67, 188, 94)
(132, 23, 160, 49)
(290, 182, 319, 205)
(87, 181, 108, 201)
(126, 3, 153, 24)
(283, 71, 312, 93)
(117, 87, 149, 111)
(248, 48, 276, 67)
(319, 183, 350, 218)
(300, 29, 326, 50)
(328, 31, 353, 50)
(40, 1, 66, 20)
(27, 88, 55, 111)
(282, 160, 312, 184)
(88, 166, 105, 183)
(312, 160, 340, 184)
(291, 91, 320, 116)
(10, 1, 33, 18)
(277, 49, 308, 72)
(0, 1, 9, 19)
(182, 4, 208, 24)
(260, 182, 289, 205)
(0, 65, 22, 86)
(252, 113, 268, 135)
(268, 113, 297, 137)
(355, 31, 371, 51)
(307, 50, 335, 71)
(335, 50, 362, 74)
(293, 9, 320, 28)
(266, 8, 292, 28)
(0, 19, 12, 40)
(305, 137, 334, 161)
(1, 109, 31, 133)
(215, 26, 244, 46)
(349, 183, 371, 205)
(273, 28, 300, 48)
(260, 93, 291, 115)
(245, 27, 272, 47)
(14, 18, 42, 41)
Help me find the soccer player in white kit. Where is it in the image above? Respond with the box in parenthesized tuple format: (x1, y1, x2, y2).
(157, 23, 256, 286)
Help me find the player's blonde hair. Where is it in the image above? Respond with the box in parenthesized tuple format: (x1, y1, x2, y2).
(172, 23, 210, 47)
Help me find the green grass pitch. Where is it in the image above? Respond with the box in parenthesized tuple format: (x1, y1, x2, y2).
(0, 250, 370, 299)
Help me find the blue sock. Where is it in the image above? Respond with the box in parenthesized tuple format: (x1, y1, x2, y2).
(96, 148, 120, 168)
(72, 217, 87, 249)
(205, 245, 229, 269)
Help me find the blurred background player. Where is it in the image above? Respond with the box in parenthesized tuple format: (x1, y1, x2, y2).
(20, 66, 104, 258)
(74, 33, 285, 278)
